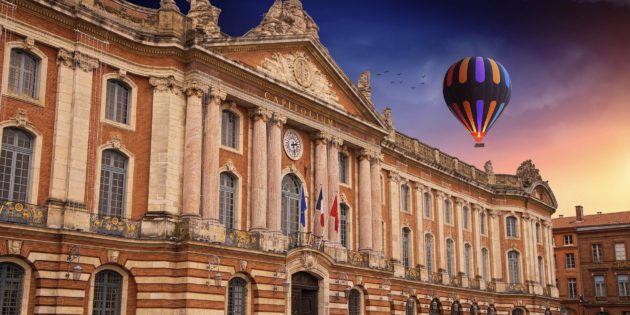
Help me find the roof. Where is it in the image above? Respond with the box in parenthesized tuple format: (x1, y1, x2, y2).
(553, 210, 630, 230)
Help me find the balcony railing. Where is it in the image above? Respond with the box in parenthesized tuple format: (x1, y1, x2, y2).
(429, 272, 443, 284)
(224, 229, 261, 250)
(0, 200, 47, 227)
(486, 280, 497, 292)
(507, 282, 527, 293)
(288, 232, 324, 251)
(346, 250, 370, 269)
(90, 214, 140, 238)
(405, 266, 422, 281)
(470, 277, 481, 289)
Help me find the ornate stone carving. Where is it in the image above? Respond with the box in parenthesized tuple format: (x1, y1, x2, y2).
(160, 0, 180, 12)
(516, 160, 542, 187)
(74, 51, 99, 72)
(250, 107, 271, 122)
(57, 49, 74, 68)
(358, 71, 372, 100)
(24, 37, 35, 51)
(484, 160, 494, 175)
(7, 240, 22, 255)
(311, 131, 331, 145)
(388, 171, 401, 183)
(187, 0, 223, 41)
(108, 250, 120, 263)
(329, 136, 343, 149)
(150, 76, 184, 95)
(382, 107, 396, 141)
(301, 251, 316, 270)
(247, 0, 319, 39)
(108, 133, 123, 149)
(257, 51, 339, 105)
(184, 80, 207, 98)
(117, 69, 128, 78)
(269, 112, 287, 127)
(224, 159, 236, 172)
(209, 85, 227, 103)
(11, 109, 30, 128)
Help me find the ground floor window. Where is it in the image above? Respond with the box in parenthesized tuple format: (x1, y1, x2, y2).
(0, 262, 24, 315)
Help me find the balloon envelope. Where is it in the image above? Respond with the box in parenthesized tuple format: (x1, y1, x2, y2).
(442, 57, 512, 143)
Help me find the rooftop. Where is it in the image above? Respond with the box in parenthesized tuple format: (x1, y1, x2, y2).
(553, 210, 630, 229)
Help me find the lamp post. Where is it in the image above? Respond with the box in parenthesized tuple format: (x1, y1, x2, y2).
(206, 254, 221, 287)
(65, 245, 82, 281)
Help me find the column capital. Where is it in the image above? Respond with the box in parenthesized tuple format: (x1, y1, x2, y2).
(185, 80, 208, 98)
(471, 204, 483, 212)
(371, 152, 384, 164)
(57, 49, 99, 72)
(57, 49, 74, 69)
(250, 107, 271, 122)
(209, 85, 227, 103)
(388, 171, 401, 183)
(311, 131, 331, 145)
(541, 220, 552, 228)
(150, 76, 184, 95)
(329, 136, 344, 149)
(435, 191, 446, 199)
(521, 213, 532, 221)
(358, 148, 374, 161)
(269, 112, 287, 127)
(455, 197, 465, 206)
(488, 209, 500, 218)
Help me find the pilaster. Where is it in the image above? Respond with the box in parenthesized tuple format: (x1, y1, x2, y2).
(388, 171, 401, 260)
(327, 136, 343, 243)
(202, 84, 226, 221)
(250, 107, 271, 231)
(357, 149, 373, 252)
(267, 112, 287, 233)
(181, 82, 205, 217)
(370, 153, 384, 253)
(312, 131, 330, 239)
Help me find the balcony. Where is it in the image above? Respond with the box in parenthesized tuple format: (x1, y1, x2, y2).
(405, 266, 422, 281)
(288, 232, 325, 251)
(90, 214, 140, 238)
(0, 200, 47, 227)
(224, 229, 261, 250)
(507, 282, 527, 294)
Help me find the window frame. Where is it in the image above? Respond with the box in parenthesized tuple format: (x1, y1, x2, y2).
(93, 145, 134, 220)
(506, 216, 519, 238)
(507, 250, 521, 284)
(568, 278, 577, 299)
(0, 125, 42, 205)
(348, 288, 362, 315)
(0, 128, 34, 203)
(338, 152, 351, 186)
(400, 183, 411, 213)
(340, 203, 349, 248)
(481, 247, 489, 282)
(594, 275, 606, 297)
(446, 238, 455, 278)
(2, 42, 48, 107)
(615, 243, 627, 261)
(0, 262, 24, 315)
(480, 211, 487, 235)
(281, 174, 302, 236)
(592, 244, 603, 263)
(565, 253, 576, 269)
(463, 206, 470, 230)
(402, 227, 412, 268)
(87, 266, 129, 315)
(100, 73, 137, 131)
(221, 109, 240, 150)
(219, 172, 238, 231)
(423, 191, 432, 219)
(425, 233, 435, 273)
(227, 277, 248, 315)
(0, 257, 32, 315)
(564, 235, 573, 245)
(618, 274, 629, 297)
(98, 149, 129, 218)
(444, 199, 453, 225)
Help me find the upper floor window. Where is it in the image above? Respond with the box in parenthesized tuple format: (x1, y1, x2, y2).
(506, 216, 518, 238)
(93, 270, 123, 315)
(98, 150, 128, 217)
(425, 233, 434, 273)
(227, 277, 247, 315)
(507, 250, 521, 284)
(564, 235, 573, 245)
(105, 80, 130, 124)
(402, 227, 411, 268)
(446, 238, 455, 278)
(536, 222, 542, 243)
(592, 244, 603, 262)
(444, 199, 452, 224)
(338, 153, 350, 185)
(594, 275, 606, 297)
(219, 172, 237, 230)
(340, 203, 349, 248)
(0, 262, 24, 315)
(464, 243, 472, 276)
(538, 256, 544, 284)
(281, 174, 301, 236)
(615, 243, 627, 261)
(566, 253, 576, 269)
(423, 192, 432, 218)
(401, 184, 410, 212)
(221, 110, 239, 149)
(481, 248, 489, 281)
(568, 278, 577, 299)
(348, 289, 361, 315)
(0, 128, 33, 203)
(619, 275, 629, 297)
(480, 211, 486, 234)
(9, 49, 39, 98)
(463, 206, 470, 230)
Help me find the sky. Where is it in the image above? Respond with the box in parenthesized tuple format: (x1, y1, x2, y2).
(129, 0, 630, 217)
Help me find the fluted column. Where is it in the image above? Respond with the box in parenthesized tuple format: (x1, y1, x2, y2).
(436, 192, 447, 271)
(489, 210, 503, 280)
(182, 84, 205, 216)
(313, 132, 330, 238)
(358, 150, 373, 251)
(250, 108, 271, 231)
(415, 184, 426, 266)
(522, 214, 533, 282)
(327, 136, 343, 242)
(202, 85, 226, 221)
(456, 198, 465, 275)
(473, 205, 483, 277)
(267, 113, 287, 233)
(371, 154, 384, 253)
(388, 172, 401, 259)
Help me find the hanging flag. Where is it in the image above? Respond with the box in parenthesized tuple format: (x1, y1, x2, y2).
(315, 187, 325, 228)
(330, 194, 339, 232)
(300, 186, 307, 227)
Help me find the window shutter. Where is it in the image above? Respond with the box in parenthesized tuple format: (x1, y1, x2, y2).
(8, 50, 20, 93)
(22, 54, 37, 98)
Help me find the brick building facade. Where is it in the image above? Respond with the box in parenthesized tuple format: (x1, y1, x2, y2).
(553, 207, 630, 315)
(0, 0, 559, 314)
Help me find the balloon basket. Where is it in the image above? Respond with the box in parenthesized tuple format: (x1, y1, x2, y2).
(474, 143, 485, 148)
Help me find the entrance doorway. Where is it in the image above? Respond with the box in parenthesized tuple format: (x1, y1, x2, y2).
(291, 272, 319, 315)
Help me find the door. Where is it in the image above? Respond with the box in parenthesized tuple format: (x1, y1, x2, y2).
(291, 272, 319, 315)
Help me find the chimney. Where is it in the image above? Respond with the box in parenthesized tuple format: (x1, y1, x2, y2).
(576, 205, 584, 221)
(597, 211, 602, 215)
(559, 215, 564, 218)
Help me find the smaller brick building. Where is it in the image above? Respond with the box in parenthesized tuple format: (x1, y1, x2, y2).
(553, 206, 630, 315)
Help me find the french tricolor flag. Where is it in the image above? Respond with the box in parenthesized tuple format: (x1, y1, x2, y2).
(315, 187, 325, 229)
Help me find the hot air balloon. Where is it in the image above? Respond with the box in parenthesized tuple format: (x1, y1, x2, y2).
(442, 57, 512, 146)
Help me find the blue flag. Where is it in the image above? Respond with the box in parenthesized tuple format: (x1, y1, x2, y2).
(300, 186, 307, 227)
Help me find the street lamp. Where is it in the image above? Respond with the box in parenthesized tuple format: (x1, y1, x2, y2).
(206, 254, 221, 287)
(65, 245, 82, 281)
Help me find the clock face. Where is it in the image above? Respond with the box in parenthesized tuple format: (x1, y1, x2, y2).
(283, 129, 303, 161)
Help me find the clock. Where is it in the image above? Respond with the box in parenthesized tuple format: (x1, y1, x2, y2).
(283, 129, 303, 161)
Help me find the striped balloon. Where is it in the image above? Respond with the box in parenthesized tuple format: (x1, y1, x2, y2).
(442, 57, 512, 143)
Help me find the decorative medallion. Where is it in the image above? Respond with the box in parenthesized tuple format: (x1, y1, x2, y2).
(8, 240, 22, 255)
(293, 57, 313, 88)
(283, 129, 303, 161)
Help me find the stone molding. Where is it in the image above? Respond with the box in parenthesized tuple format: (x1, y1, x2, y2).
(247, 0, 319, 39)
(149, 76, 184, 95)
(269, 112, 287, 127)
(311, 131, 331, 145)
(184, 80, 208, 98)
(209, 85, 227, 103)
(57, 49, 99, 72)
(250, 107, 271, 122)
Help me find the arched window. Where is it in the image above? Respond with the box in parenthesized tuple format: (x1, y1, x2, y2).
(9, 49, 39, 98)
(536, 222, 542, 243)
(506, 216, 518, 238)
(338, 153, 349, 184)
(281, 174, 301, 235)
(508, 250, 521, 284)
(105, 80, 131, 124)
(348, 289, 361, 315)
(405, 298, 416, 315)
(512, 309, 525, 315)
(93, 270, 123, 315)
(0, 262, 24, 315)
(424, 192, 432, 218)
(451, 301, 461, 315)
(444, 199, 452, 224)
(402, 227, 411, 268)
(219, 172, 237, 230)
(340, 203, 349, 247)
(227, 277, 247, 315)
(480, 211, 486, 234)
(98, 150, 128, 217)
(446, 238, 454, 278)
(470, 304, 479, 315)
(401, 184, 410, 212)
(464, 243, 472, 277)
(545, 308, 552, 315)
(430, 299, 441, 315)
(481, 248, 489, 281)
(221, 110, 239, 149)
(463, 206, 470, 229)
(487, 306, 496, 315)
(538, 256, 545, 284)
(0, 128, 33, 203)
(425, 233, 434, 273)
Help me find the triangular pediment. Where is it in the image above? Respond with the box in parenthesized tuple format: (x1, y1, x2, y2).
(206, 39, 387, 130)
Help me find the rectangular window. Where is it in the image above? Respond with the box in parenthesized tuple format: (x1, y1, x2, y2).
(595, 275, 606, 297)
(480, 212, 486, 235)
(423, 192, 432, 219)
(568, 278, 577, 299)
(619, 275, 629, 297)
(463, 207, 470, 230)
(616, 243, 627, 261)
(566, 253, 576, 269)
(401, 185, 410, 212)
(338, 153, 349, 184)
(592, 244, 603, 262)
(444, 200, 452, 224)
(564, 235, 573, 245)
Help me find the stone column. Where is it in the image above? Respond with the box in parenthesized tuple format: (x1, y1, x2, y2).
(312, 132, 330, 238)
(522, 214, 533, 282)
(414, 184, 426, 267)
(202, 85, 226, 221)
(388, 172, 401, 259)
(250, 108, 270, 231)
(327, 136, 343, 243)
(358, 150, 373, 251)
(370, 154, 383, 253)
(531, 218, 540, 284)
(456, 198, 465, 276)
(489, 210, 503, 281)
(267, 113, 287, 233)
(182, 84, 205, 217)
(473, 205, 483, 277)
(147, 77, 185, 216)
(435, 192, 447, 272)
(543, 221, 553, 286)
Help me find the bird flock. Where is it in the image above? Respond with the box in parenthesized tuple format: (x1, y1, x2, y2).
(374, 70, 428, 90)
